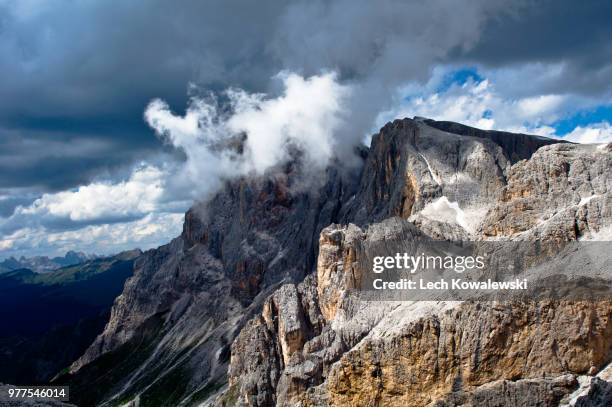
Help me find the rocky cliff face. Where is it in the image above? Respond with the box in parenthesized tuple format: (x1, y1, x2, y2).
(224, 219, 611, 407)
(341, 118, 512, 230)
(421, 118, 564, 164)
(221, 121, 611, 406)
(480, 143, 611, 240)
(62, 117, 611, 407)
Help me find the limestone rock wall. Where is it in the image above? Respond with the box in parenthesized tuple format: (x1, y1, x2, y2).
(63, 118, 612, 407)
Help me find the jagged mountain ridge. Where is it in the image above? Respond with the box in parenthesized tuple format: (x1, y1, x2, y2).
(58, 118, 610, 406)
(61, 164, 361, 406)
(225, 121, 611, 406)
(0, 250, 96, 274)
(0, 250, 140, 385)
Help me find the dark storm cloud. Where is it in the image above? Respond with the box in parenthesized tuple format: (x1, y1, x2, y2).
(0, 0, 281, 117)
(459, 0, 612, 97)
(0, 123, 161, 192)
(0, 192, 35, 217)
(0, 0, 282, 192)
(1, 0, 610, 196)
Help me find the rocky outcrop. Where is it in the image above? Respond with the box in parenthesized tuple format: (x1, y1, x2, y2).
(422, 118, 565, 163)
(564, 363, 612, 407)
(316, 300, 610, 407)
(342, 118, 513, 230)
(227, 275, 326, 407)
(222, 128, 611, 406)
(433, 375, 579, 407)
(481, 143, 612, 240)
(220, 218, 429, 406)
(225, 218, 612, 407)
(316, 224, 365, 322)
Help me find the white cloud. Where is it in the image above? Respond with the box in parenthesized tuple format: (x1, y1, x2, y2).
(1, 212, 184, 258)
(386, 78, 560, 133)
(228, 72, 350, 173)
(0, 238, 13, 250)
(563, 122, 612, 144)
(515, 94, 565, 120)
(145, 72, 351, 196)
(0, 164, 188, 258)
(389, 79, 496, 130)
(18, 164, 165, 222)
(383, 71, 611, 142)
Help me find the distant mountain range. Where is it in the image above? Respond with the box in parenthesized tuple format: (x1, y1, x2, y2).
(0, 249, 141, 385)
(0, 250, 97, 274)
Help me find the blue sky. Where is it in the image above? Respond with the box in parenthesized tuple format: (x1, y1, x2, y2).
(385, 63, 612, 144)
(552, 105, 612, 135)
(436, 67, 484, 92)
(439, 67, 612, 138)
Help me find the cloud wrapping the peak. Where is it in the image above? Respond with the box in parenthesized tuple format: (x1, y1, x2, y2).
(142, 0, 513, 200)
(145, 72, 351, 197)
(272, 0, 514, 144)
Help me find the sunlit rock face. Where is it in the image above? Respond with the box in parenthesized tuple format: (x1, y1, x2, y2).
(481, 143, 612, 241)
(222, 122, 610, 407)
(340, 118, 563, 237)
(316, 300, 610, 407)
(63, 118, 611, 407)
(226, 221, 611, 407)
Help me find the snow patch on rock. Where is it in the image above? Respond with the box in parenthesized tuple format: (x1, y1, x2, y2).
(419, 196, 476, 232)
